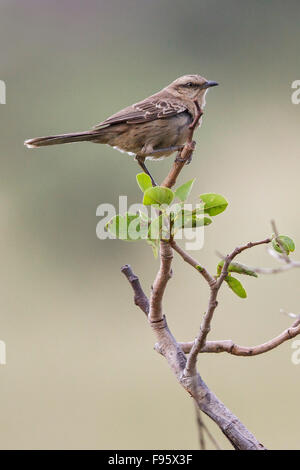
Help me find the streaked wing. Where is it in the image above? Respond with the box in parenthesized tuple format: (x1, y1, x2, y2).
(93, 96, 188, 129)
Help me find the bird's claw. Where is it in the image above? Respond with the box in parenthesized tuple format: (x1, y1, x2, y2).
(175, 153, 193, 165)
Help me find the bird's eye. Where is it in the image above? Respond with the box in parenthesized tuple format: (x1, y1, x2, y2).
(179, 82, 196, 89)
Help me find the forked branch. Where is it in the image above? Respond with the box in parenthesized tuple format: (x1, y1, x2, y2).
(121, 265, 265, 450)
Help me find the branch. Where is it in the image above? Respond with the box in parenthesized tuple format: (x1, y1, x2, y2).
(122, 266, 265, 449)
(193, 401, 222, 450)
(179, 315, 300, 356)
(183, 238, 272, 377)
(194, 401, 206, 450)
(216, 238, 272, 288)
(252, 261, 300, 275)
(216, 251, 300, 275)
(121, 264, 149, 315)
(184, 286, 219, 376)
(149, 241, 173, 322)
(217, 221, 300, 275)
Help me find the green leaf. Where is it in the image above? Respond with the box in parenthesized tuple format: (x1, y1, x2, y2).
(217, 260, 258, 277)
(136, 173, 152, 192)
(175, 179, 195, 202)
(272, 235, 295, 255)
(173, 210, 212, 230)
(105, 213, 147, 241)
(190, 216, 212, 228)
(182, 215, 212, 229)
(143, 186, 174, 206)
(225, 275, 247, 298)
(199, 193, 228, 216)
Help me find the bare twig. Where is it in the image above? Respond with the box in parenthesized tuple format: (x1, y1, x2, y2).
(216, 250, 300, 275)
(252, 261, 300, 274)
(121, 264, 149, 315)
(216, 219, 298, 276)
(179, 315, 300, 356)
(193, 402, 222, 450)
(194, 400, 206, 450)
(216, 238, 272, 288)
(184, 286, 219, 377)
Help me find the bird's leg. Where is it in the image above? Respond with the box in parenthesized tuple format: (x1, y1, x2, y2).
(135, 155, 157, 187)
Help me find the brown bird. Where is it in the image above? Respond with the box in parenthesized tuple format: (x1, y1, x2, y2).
(25, 75, 218, 185)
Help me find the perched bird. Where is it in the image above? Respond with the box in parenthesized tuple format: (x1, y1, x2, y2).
(25, 75, 218, 185)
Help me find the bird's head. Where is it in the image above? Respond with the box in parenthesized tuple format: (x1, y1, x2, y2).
(166, 75, 218, 104)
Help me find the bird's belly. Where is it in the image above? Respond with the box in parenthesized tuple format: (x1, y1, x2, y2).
(107, 112, 192, 159)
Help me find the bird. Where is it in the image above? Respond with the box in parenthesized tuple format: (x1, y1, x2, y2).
(24, 75, 218, 185)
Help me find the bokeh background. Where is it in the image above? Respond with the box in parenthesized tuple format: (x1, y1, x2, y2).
(0, 0, 299, 450)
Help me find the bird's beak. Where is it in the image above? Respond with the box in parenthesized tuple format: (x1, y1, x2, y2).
(201, 80, 219, 89)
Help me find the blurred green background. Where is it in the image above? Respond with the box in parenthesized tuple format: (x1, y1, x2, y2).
(0, 0, 299, 450)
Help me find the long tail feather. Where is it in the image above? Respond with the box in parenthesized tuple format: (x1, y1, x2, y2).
(24, 131, 99, 148)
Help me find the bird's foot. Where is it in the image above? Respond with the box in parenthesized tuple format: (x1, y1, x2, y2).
(175, 150, 193, 165)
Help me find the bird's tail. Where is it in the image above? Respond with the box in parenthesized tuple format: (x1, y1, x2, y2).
(24, 130, 101, 148)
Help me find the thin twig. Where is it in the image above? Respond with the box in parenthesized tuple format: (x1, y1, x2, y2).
(194, 405, 222, 450)
(252, 260, 300, 274)
(194, 400, 206, 450)
(216, 250, 300, 275)
(184, 286, 219, 377)
(121, 264, 149, 315)
(216, 238, 272, 288)
(179, 315, 300, 356)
